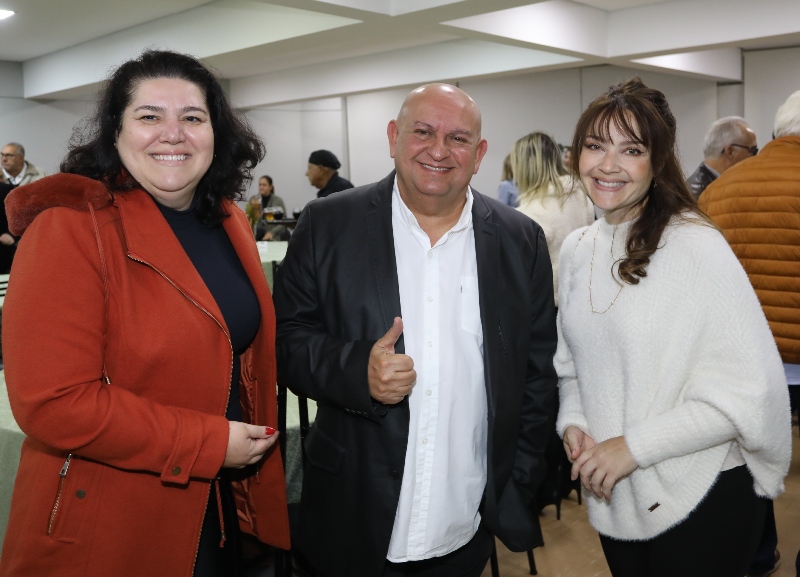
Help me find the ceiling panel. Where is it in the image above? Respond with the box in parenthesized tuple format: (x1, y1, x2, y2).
(1, 0, 798, 105)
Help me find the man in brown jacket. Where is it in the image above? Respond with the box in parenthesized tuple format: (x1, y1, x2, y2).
(699, 89, 800, 577)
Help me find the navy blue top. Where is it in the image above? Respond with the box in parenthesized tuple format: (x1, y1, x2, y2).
(157, 200, 261, 422)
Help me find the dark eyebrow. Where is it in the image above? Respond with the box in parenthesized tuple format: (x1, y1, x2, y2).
(449, 129, 473, 138)
(585, 134, 643, 146)
(133, 105, 208, 114)
(411, 122, 473, 138)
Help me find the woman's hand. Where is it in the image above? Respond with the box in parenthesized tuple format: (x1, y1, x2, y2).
(571, 435, 638, 500)
(223, 422, 279, 468)
(563, 425, 596, 463)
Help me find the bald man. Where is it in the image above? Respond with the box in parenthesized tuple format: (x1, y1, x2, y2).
(274, 84, 557, 577)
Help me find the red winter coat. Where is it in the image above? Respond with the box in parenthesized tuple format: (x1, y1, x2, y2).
(0, 174, 289, 577)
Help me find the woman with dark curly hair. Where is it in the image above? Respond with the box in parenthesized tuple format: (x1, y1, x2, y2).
(555, 78, 791, 576)
(0, 50, 289, 577)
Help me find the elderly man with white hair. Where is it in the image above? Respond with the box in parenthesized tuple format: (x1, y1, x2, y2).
(700, 90, 800, 577)
(686, 116, 757, 198)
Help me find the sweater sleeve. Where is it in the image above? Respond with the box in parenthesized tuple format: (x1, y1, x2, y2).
(555, 227, 591, 437)
(624, 227, 791, 488)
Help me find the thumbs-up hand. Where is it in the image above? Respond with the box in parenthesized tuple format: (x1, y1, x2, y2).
(368, 317, 416, 405)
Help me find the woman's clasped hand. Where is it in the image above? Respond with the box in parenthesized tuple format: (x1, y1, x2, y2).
(563, 426, 637, 500)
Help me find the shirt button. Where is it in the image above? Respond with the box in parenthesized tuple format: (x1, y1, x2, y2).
(172, 467, 182, 476)
(389, 469, 400, 480)
(427, 252, 433, 259)
(427, 296, 433, 302)
(426, 389, 432, 396)
(76, 490, 86, 499)
(422, 438, 428, 445)
(427, 341, 432, 348)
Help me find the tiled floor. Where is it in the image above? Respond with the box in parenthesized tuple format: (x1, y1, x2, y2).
(484, 422, 800, 577)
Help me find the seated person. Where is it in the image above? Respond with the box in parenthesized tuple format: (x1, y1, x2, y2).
(248, 175, 287, 241)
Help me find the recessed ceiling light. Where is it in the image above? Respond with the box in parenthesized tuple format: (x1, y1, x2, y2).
(0, 10, 14, 20)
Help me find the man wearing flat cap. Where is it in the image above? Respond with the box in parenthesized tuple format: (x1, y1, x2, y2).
(306, 149, 354, 198)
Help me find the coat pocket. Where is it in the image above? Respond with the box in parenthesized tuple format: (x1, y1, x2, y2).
(304, 425, 345, 475)
(47, 454, 100, 543)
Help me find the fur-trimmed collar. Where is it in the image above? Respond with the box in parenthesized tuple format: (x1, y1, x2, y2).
(5, 173, 114, 236)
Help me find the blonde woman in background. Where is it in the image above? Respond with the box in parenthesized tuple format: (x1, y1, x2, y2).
(497, 153, 519, 207)
(512, 131, 594, 304)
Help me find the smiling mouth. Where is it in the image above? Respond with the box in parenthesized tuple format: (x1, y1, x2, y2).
(151, 154, 189, 161)
(595, 178, 625, 189)
(421, 163, 451, 172)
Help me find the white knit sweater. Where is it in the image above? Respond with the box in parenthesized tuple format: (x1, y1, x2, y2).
(555, 215, 791, 541)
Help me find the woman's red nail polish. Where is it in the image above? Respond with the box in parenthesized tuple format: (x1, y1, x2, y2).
(265, 426, 276, 435)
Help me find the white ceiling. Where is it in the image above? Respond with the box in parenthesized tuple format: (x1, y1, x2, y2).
(1, 0, 799, 107)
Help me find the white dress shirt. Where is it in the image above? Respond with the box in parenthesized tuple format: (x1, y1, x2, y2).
(386, 179, 488, 562)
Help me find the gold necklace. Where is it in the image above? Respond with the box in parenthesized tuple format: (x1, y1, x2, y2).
(587, 224, 624, 314)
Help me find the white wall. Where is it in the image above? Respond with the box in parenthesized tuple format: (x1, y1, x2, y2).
(580, 66, 717, 174)
(344, 68, 584, 197)
(343, 65, 717, 199)
(346, 88, 406, 187)
(461, 68, 583, 197)
(244, 98, 348, 212)
(0, 97, 93, 176)
(2, 47, 799, 211)
(0, 62, 23, 98)
(717, 83, 744, 119)
(0, 61, 92, 175)
(744, 46, 800, 146)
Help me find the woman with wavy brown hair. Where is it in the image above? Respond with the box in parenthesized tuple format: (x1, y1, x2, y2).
(554, 78, 791, 576)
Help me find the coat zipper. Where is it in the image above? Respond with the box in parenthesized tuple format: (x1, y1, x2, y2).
(48, 454, 72, 536)
(126, 255, 234, 395)
(127, 254, 234, 569)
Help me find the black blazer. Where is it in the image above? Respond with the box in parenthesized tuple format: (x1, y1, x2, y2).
(686, 162, 717, 199)
(273, 172, 557, 577)
(0, 182, 17, 273)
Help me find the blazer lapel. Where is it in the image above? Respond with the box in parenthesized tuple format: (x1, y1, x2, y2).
(472, 191, 499, 419)
(366, 172, 404, 354)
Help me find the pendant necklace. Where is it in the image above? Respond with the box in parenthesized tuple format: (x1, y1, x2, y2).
(588, 224, 624, 314)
